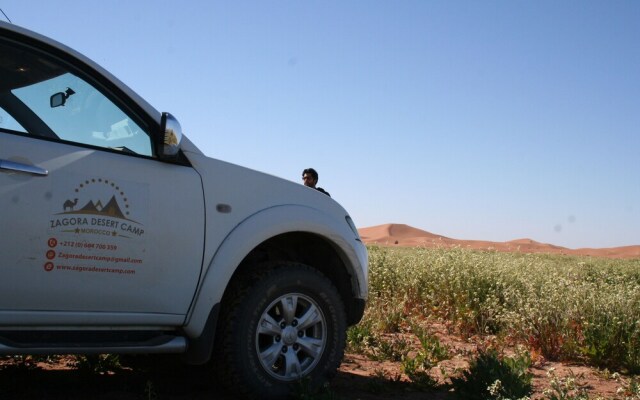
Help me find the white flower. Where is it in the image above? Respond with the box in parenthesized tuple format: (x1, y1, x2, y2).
(487, 379, 502, 396)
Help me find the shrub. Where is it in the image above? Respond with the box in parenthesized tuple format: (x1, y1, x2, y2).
(451, 348, 533, 400)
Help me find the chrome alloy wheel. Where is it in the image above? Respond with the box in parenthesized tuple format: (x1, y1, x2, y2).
(255, 293, 327, 381)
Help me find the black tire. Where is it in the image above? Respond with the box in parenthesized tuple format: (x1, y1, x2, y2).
(217, 263, 347, 399)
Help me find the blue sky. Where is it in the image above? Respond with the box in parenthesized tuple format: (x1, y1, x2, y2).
(3, 1, 638, 248)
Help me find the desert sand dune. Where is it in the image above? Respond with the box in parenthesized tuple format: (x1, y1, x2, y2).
(359, 223, 640, 259)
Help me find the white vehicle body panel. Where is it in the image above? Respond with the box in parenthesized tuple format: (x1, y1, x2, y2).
(182, 152, 368, 335)
(0, 133, 205, 324)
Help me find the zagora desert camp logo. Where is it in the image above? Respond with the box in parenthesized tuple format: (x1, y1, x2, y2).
(49, 178, 145, 238)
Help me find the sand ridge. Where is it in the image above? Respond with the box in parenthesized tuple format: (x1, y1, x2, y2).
(359, 223, 640, 259)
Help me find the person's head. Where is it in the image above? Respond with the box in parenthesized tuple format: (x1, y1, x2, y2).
(302, 168, 318, 188)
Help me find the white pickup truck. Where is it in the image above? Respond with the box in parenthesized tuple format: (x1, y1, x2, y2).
(0, 21, 367, 398)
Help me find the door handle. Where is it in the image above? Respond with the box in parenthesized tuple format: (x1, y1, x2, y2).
(0, 159, 49, 176)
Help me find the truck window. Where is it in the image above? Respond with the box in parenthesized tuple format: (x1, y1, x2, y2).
(0, 40, 153, 156)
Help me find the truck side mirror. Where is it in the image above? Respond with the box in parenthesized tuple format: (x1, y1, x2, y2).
(159, 112, 183, 159)
(50, 87, 76, 108)
(50, 92, 65, 107)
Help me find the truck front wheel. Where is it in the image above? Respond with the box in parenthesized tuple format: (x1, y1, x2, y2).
(218, 263, 347, 398)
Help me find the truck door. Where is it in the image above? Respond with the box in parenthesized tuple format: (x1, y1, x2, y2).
(0, 38, 205, 323)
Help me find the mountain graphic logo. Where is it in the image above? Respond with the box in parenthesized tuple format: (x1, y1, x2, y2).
(57, 178, 139, 224)
(75, 195, 127, 218)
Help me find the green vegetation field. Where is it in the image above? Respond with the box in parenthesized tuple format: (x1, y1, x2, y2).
(349, 246, 640, 375)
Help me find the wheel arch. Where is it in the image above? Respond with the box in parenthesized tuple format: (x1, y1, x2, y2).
(183, 205, 367, 341)
(227, 231, 363, 325)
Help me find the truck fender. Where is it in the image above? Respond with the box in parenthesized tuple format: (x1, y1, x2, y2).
(182, 204, 365, 339)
